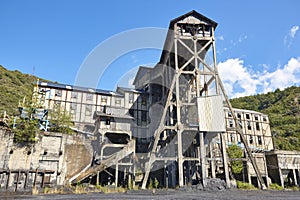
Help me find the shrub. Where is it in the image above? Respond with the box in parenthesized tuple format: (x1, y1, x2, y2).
(236, 181, 257, 190)
(269, 183, 284, 190)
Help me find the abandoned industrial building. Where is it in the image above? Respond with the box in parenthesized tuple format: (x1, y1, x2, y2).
(0, 10, 299, 191)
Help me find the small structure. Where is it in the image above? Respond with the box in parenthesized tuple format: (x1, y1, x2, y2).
(266, 150, 300, 187)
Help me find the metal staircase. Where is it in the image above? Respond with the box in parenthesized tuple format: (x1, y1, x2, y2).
(71, 139, 135, 183)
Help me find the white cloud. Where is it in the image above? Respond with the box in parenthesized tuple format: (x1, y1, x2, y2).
(284, 25, 299, 47)
(218, 57, 300, 98)
(291, 26, 299, 38)
(216, 35, 224, 41)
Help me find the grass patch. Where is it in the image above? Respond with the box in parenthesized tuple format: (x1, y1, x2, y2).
(269, 183, 284, 190)
(286, 186, 300, 191)
(236, 181, 257, 190)
(95, 184, 127, 193)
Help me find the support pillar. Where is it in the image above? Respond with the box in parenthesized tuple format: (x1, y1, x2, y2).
(209, 141, 216, 178)
(220, 133, 230, 188)
(278, 168, 284, 188)
(292, 169, 297, 186)
(199, 132, 206, 187)
(96, 171, 99, 186)
(177, 129, 184, 187)
(115, 164, 119, 188)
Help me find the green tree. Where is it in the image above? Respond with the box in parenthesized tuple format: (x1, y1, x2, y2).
(11, 100, 39, 145)
(48, 104, 73, 134)
(227, 145, 244, 174)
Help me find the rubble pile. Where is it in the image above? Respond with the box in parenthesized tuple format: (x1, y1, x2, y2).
(179, 178, 227, 192)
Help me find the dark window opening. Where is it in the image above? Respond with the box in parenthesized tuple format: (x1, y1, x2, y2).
(249, 136, 253, 144)
(141, 111, 147, 122)
(129, 93, 134, 103)
(115, 98, 121, 105)
(255, 115, 259, 121)
(237, 113, 241, 119)
(141, 96, 147, 105)
(229, 119, 234, 128)
(257, 136, 262, 145)
(263, 116, 267, 122)
(86, 93, 93, 101)
(105, 118, 111, 125)
(71, 91, 77, 99)
(55, 90, 62, 97)
(246, 114, 250, 119)
(256, 122, 260, 131)
(247, 122, 251, 130)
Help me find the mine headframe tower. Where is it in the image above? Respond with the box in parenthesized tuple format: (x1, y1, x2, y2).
(141, 10, 266, 189)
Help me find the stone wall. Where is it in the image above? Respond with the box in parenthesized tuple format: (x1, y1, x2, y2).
(0, 128, 93, 191)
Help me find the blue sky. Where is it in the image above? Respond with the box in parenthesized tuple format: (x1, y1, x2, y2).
(1, 0, 300, 97)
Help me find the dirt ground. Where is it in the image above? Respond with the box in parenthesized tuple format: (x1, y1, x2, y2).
(1, 189, 300, 200)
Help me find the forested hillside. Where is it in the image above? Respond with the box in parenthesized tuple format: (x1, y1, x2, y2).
(230, 86, 300, 151)
(0, 65, 47, 116)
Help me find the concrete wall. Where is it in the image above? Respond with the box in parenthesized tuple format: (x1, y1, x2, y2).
(0, 128, 92, 191)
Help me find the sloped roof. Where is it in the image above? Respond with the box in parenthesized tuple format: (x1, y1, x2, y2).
(159, 10, 217, 65)
(169, 10, 218, 29)
(132, 66, 152, 86)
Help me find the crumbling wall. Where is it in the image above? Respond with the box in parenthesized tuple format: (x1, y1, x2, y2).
(0, 128, 92, 191)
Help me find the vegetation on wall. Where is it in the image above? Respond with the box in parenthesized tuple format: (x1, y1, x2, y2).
(0, 65, 74, 143)
(48, 103, 73, 134)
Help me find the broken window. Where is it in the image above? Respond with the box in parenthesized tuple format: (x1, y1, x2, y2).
(262, 116, 267, 122)
(71, 91, 77, 99)
(229, 119, 234, 128)
(247, 122, 251, 130)
(101, 96, 107, 104)
(85, 105, 92, 116)
(256, 122, 260, 131)
(246, 114, 250, 120)
(115, 98, 121, 105)
(86, 93, 93, 101)
(129, 93, 134, 103)
(237, 113, 241, 119)
(249, 135, 253, 144)
(228, 112, 232, 117)
(105, 118, 111, 125)
(55, 89, 62, 97)
(141, 96, 147, 105)
(257, 136, 262, 145)
(255, 115, 259, 121)
(230, 134, 235, 142)
(70, 103, 77, 114)
(141, 111, 147, 122)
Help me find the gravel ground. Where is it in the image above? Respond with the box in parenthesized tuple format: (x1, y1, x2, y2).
(1, 189, 300, 200)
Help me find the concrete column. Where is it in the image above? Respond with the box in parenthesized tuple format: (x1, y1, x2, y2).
(220, 133, 230, 188)
(96, 171, 99, 186)
(292, 169, 297, 186)
(177, 129, 184, 187)
(115, 164, 118, 188)
(278, 168, 284, 188)
(199, 132, 206, 187)
(209, 141, 216, 178)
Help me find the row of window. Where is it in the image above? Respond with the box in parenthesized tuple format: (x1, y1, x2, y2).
(54, 89, 123, 104)
(227, 119, 261, 131)
(227, 112, 267, 122)
(228, 134, 263, 146)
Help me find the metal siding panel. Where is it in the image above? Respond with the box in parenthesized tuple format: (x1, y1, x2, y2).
(197, 95, 226, 132)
